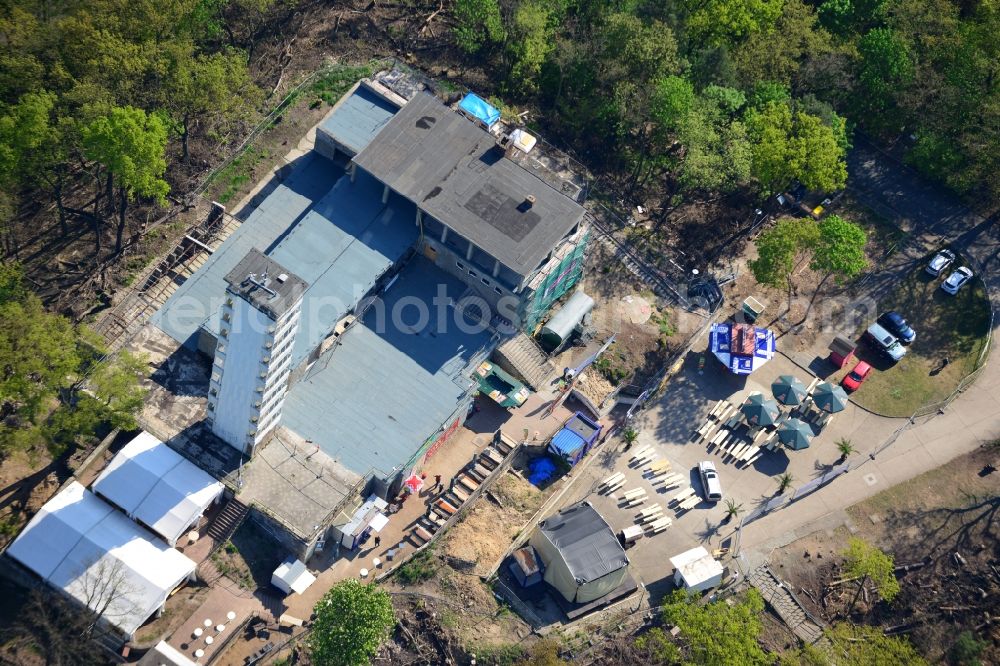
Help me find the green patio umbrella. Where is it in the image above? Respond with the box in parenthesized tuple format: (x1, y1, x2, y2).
(813, 382, 849, 413)
(771, 375, 807, 406)
(741, 393, 781, 427)
(778, 418, 813, 450)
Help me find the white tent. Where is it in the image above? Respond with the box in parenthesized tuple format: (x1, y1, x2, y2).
(6, 482, 196, 637)
(670, 546, 724, 593)
(93, 431, 225, 546)
(271, 558, 316, 595)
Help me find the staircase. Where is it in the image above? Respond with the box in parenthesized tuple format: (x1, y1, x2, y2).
(206, 498, 250, 544)
(747, 566, 827, 646)
(495, 332, 555, 390)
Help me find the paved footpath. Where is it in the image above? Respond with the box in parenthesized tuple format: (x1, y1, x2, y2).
(738, 137, 1000, 567)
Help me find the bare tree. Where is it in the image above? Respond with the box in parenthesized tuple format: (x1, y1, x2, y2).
(75, 556, 141, 638)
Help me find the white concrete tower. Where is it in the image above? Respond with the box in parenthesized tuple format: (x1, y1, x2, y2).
(207, 249, 307, 456)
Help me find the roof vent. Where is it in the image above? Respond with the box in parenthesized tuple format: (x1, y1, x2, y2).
(518, 194, 537, 212)
(245, 271, 278, 298)
(276, 273, 288, 283)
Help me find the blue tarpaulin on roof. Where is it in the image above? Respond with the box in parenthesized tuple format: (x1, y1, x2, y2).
(458, 93, 500, 128)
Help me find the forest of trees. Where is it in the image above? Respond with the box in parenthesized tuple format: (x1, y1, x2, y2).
(450, 0, 999, 207)
(0, 0, 269, 260)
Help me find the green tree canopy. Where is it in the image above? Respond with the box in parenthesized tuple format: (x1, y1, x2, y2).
(685, 0, 786, 48)
(780, 623, 928, 665)
(745, 101, 848, 193)
(843, 537, 900, 604)
(748, 217, 817, 290)
(453, 0, 505, 53)
(858, 28, 912, 112)
(661, 588, 770, 666)
(811, 215, 868, 280)
(507, 0, 558, 91)
(310, 580, 396, 666)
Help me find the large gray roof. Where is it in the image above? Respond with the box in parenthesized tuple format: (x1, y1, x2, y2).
(538, 502, 627, 584)
(280, 255, 493, 477)
(353, 92, 585, 277)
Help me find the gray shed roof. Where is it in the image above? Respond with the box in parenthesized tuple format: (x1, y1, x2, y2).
(224, 249, 308, 320)
(538, 502, 627, 584)
(353, 92, 585, 277)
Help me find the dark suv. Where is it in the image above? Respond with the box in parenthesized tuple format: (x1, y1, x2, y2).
(877, 311, 916, 344)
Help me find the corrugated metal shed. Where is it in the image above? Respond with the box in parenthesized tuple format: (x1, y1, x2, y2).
(281, 256, 494, 477)
(316, 83, 400, 157)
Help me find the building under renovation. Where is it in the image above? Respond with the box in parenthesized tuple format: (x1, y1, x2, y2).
(149, 69, 591, 560)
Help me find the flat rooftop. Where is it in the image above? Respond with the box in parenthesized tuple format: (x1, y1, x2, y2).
(353, 92, 585, 277)
(318, 82, 400, 156)
(281, 255, 494, 477)
(224, 249, 308, 319)
(151, 155, 419, 366)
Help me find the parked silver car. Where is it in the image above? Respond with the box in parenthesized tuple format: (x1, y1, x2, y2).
(926, 249, 956, 277)
(941, 266, 973, 295)
(698, 461, 723, 502)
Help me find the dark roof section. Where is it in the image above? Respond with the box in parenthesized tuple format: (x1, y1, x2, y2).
(538, 501, 627, 584)
(223, 249, 308, 320)
(353, 92, 585, 277)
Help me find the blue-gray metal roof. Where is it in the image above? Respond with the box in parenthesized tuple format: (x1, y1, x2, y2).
(281, 256, 495, 477)
(151, 157, 419, 367)
(267, 170, 417, 364)
(318, 84, 400, 156)
(151, 153, 340, 347)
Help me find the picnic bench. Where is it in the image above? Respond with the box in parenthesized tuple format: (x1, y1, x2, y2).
(600, 471, 626, 489)
(630, 445, 654, 462)
(670, 486, 695, 504)
(645, 516, 673, 533)
(638, 504, 664, 521)
(739, 445, 760, 464)
(623, 487, 647, 501)
(657, 473, 685, 489)
(709, 399, 727, 418)
(676, 495, 701, 511)
(744, 452, 763, 467)
(647, 459, 671, 474)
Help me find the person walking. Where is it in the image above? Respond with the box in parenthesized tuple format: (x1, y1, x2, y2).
(434, 474, 442, 491)
(374, 535, 381, 549)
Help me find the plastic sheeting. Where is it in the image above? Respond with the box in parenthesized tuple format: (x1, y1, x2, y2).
(7, 482, 195, 637)
(458, 93, 501, 128)
(93, 432, 225, 546)
(529, 502, 628, 604)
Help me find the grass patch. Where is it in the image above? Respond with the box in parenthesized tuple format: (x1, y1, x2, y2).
(475, 642, 526, 665)
(850, 260, 991, 416)
(207, 145, 271, 205)
(394, 546, 440, 585)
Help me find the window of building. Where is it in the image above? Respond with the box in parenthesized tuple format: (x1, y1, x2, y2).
(468, 269, 478, 278)
(494, 286, 503, 295)
(456, 260, 465, 270)
(481, 277, 490, 286)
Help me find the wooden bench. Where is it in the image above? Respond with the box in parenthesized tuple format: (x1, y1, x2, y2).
(436, 499, 458, 515)
(657, 473, 685, 489)
(638, 504, 663, 520)
(739, 445, 760, 464)
(709, 399, 726, 418)
(647, 459, 671, 474)
(600, 471, 626, 488)
(623, 487, 647, 501)
(624, 495, 647, 508)
(483, 448, 505, 466)
(630, 445, 654, 462)
(744, 452, 762, 467)
(604, 478, 626, 494)
(449, 485, 470, 503)
(413, 525, 433, 543)
(457, 475, 480, 493)
(645, 516, 672, 533)
(670, 487, 695, 504)
(676, 495, 701, 511)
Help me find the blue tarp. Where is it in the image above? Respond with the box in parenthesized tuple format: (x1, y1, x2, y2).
(458, 93, 500, 128)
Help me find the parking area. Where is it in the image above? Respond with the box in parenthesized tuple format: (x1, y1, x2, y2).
(555, 326, 903, 597)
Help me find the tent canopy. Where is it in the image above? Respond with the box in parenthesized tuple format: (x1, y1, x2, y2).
(7, 482, 195, 637)
(779, 418, 813, 450)
(709, 323, 776, 375)
(772, 375, 807, 406)
(813, 382, 849, 413)
(93, 431, 225, 545)
(741, 393, 781, 426)
(271, 558, 316, 595)
(670, 546, 724, 590)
